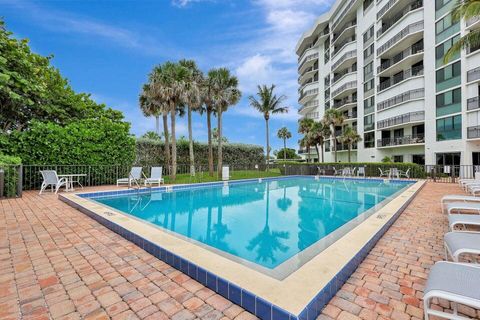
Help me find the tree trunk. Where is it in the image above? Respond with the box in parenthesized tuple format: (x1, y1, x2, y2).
(265, 117, 270, 170)
(207, 109, 214, 176)
(217, 108, 223, 179)
(170, 108, 177, 181)
(306, 146, 310, 163)
(348, 144, 351, 162)
(283, 138, 287, 162)
(163, 113, 170, 169)
(333, 131, 338, 163)
(320, 142, 324, 163)
(315, 144, 321, 163)
(188, 105, 195, 176)
(155, 115, 160, 135)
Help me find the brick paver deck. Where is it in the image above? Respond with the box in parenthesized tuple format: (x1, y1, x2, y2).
(0, 182, 478, 320)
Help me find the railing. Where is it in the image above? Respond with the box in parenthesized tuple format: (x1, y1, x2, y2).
(377, 0, 423, 37)
(467, 16, 480, 27)
(299, 79, 318, 93)
(331, 50, 356, 71)
(345, 111, 358, 119)
(377, 111, 424, 129)
(377, 89, 424, 111)
(0, 165, 22, 198)
(299, 100, 319, 112)
(377, 0, 397, 20)
(467, 96, 480, 111)
(332, 81, 357, 98)
(299, 88, 319, 102)
(332, 20, 357, 43)
(298, 53, 319, 71)
(377, 134, 424, 147)
(377, 41, 424, 73)
(468, 126, 480, 139)
(333, 35, 356, 56)
(377, 21, 423, 56)
(333, 65, 357, 84)
(331, 0, 356, 31)
(334, 96, 357, 109)
(378, 65, 424, 91)
(467, 67, 480, 83)
(298, 65, 318, 81)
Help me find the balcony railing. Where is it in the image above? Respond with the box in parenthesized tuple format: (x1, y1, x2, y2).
(333, 35, 356, 56)
(332, 81, 357, 98)
(331, 50, 356, 71)
(331, 0, 356, 31)
(467, 16, 480, 27)
(377, 0, 397, 20)
(298, 53, 319, 71)
(468, 96, 480, 111)
(334, 96, 357, 109)
(377, 111, 425, 129)
(377, 134, 424, 147)
(299, 100, 319, 113)
(332, 20, 357, 43)
(377, 21, 423, 56)
(378, 65, 424, 91)
(377, 41, 423, 73)
(467, 67, 480, 83)
(377, 0, 423, 37)
(377, 89, 424, 111)
(333, 65, 357, 84)
(468, 126, 480, 139)
(344, 111, 358, 119)
(298, 88, 318, 103)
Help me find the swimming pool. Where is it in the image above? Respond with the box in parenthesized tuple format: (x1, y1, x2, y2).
(62, 176, 422, 320)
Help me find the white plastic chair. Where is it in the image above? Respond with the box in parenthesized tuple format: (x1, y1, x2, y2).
(390, 168, 400, 179)
(117, 167, 142, 187)
(378, 168, 389, 178)
(39, 170, 67, 194)
(357, 167, 365, 177)
(144, 167, 164, 186)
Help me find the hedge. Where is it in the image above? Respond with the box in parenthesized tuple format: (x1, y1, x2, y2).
(0, 154, 21, 197)
(278, 162, 428, 179)
(135, 138, 265, 167)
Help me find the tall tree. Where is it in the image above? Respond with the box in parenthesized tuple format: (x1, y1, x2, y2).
(322, 108, 345, 163)
(249, 85, 288, 167)
(179, 59, 203, 176)
(444, 0, 480, 63)
(309, 121, 331, 163)
(298, 118, 314, 162)
(209, 68, 241, 179)
(202, 71, 217, 176)
(139, 84, 162, 135)
(277, 127, 292, 162)
(338, 126, 362, 162)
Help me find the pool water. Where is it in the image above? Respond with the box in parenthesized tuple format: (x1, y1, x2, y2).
(93, 177, 412, 270)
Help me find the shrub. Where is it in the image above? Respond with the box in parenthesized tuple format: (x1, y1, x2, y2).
(0, 154, 21, 197)
(135, 138, 265, 167)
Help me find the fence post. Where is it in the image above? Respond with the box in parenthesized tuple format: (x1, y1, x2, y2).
(0, 169, 4, 198)
(88, 166, 91, 186)
(17, 165, 23, 198)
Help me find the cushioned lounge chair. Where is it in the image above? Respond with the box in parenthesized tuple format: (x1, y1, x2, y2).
(444, 232, 480, 262)
(117, 167, 142, 187)
(144, 167, 164, 186)
(448, 214, 480, 231)
(446, 202, 480, 215)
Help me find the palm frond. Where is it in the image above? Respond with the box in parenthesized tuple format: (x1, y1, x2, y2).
(444, 29, 480, 63)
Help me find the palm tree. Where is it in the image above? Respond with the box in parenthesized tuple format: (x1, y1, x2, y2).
(139, 84, 162, 135)
(209, 68, 241, 179)
(179, 59, 203, 176)
(202, 71, 217, 176)
(277, 127, 292, 162)
(309, 121, 331, 163)
(249, 85, 288, 167)
(322, 108, 345, 163)
(444, 0, 480, 63)
(338, 126, 362, 162)
(298, 118, 314, 162)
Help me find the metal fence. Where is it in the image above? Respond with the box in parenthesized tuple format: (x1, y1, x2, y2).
(1, 163, 479, 199)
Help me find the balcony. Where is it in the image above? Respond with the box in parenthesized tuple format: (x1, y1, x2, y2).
(377, 21, 423, 57)
(377, 89, 424, 112)
(298, 88, 318, 104)
(468, 126, 480, 139)
(335, 143, 358, 151)
(378, 64, 424, 92)
(377, 111, 424, 129)
(467, 16, 480, 30)
(333, 35, 356, 57)
(298, 53, 319, 74)
(332, 20, 356, 45)
(333, 65, 357, 85)
(377, 0, 423, 38)
(467, 67, 480, 83)
(331, 80, 357, 99)
(377, 134, 424, 147)
(377, 0, 397, 20)
(377, 40, 423, 75)
(331, 0, 356, 32)
(331, 50, 356, 72)
(344, 110, 358, 120)
(468, 97, 480, 111)
(334, 95, 357, 109)
(298, 66, 318, 84)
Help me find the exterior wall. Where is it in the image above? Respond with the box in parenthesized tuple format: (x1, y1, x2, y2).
(297, 0, 480, 166)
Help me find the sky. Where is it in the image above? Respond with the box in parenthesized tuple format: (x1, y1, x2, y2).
(1, 0, 334, 152)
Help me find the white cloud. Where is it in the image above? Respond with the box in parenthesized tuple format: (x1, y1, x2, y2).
(171, 0, 217, 8)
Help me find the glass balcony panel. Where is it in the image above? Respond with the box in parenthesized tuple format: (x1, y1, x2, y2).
(436, 75, 460, 92)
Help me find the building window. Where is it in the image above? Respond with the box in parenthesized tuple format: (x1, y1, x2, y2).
(412, 154, 425, 165)
(364, 61, 373, 81)
(364, 114, 375, 131)
(363, 0, 374, 12)
(435, 35, 460, 67)
(364, 132, 374, 148)
(363, 25, 374, 44)
(435, 13, 460, 43)
(393, 155, 404, 163)
(436, 61, 461, 91)
(436, 115, 462, 141)
(436, 88, 461, 117)
(363, 43, 374, 60)
(364, 78, 374, 94)
(364, 96, 375, 115)
(435, 0, 454, 10)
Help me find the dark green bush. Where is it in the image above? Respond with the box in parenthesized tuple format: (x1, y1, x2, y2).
(0, 154, 21, 197)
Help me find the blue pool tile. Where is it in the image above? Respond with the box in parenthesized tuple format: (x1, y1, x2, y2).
(298, 308, 308, 320)
(241, 290, 255, 314)
(206, 272, 217, 291)
(255, 297, 272, 320)
(187, 262, 197, 278)
(217, 279, 228, 298)
(228, 283, 241, 305)
(271, 306, 290, 320)
(197, 267, 207, 285)
(179, 258, 188, 274)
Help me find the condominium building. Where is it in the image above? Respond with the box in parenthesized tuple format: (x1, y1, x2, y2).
(296, 0, 480, 167)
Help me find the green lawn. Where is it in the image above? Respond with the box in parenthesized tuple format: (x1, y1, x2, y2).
(163, 168, 282, 184)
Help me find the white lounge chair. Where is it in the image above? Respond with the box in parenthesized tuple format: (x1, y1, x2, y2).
(357, 166, 365, 177)
(424, 261, 480, 320)
(449, 214, 480, 231)
(117, 167, 142, 187)
(144, 167, 164, 186)
(39, 170, 67, 194)
(399, 168, 410, 179)
(379, 168, 389, 178)
(390, 167, 400, 179)
(444, 232, 480, 262)
(446, 202, 480, 215)
(468, 185, 480, 196)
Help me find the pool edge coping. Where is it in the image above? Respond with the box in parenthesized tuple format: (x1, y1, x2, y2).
(59, 176, 425, 320)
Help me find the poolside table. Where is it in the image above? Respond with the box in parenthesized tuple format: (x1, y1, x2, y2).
(58, 174, 87, 192)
